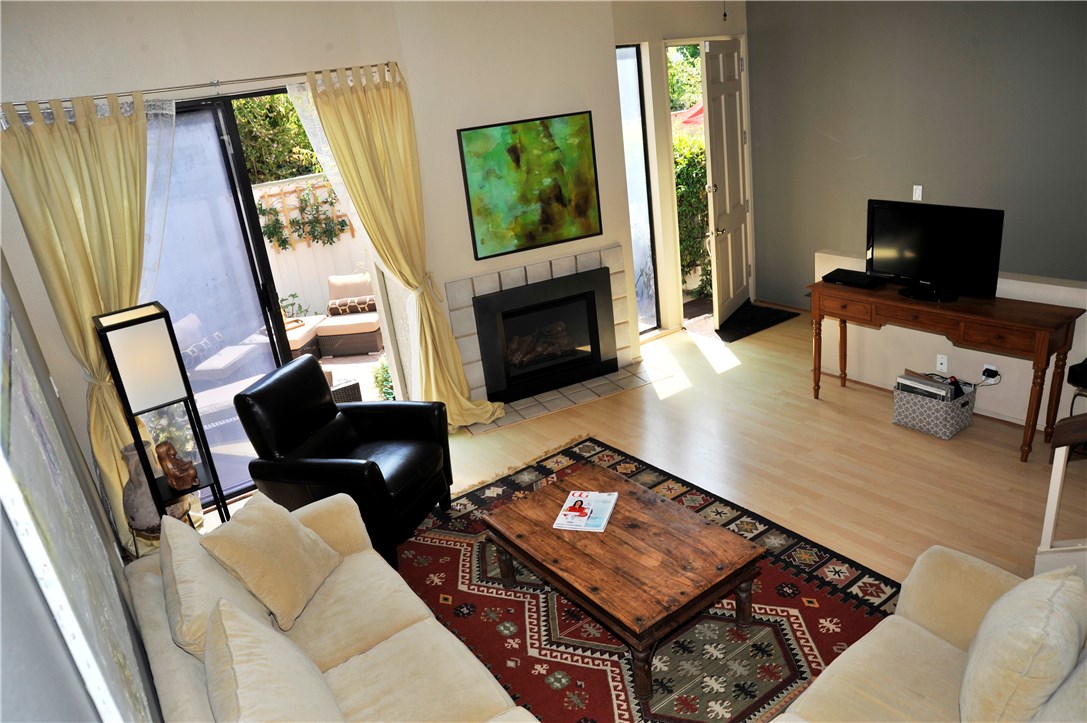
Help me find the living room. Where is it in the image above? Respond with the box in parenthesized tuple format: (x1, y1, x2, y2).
(3, 1, 1085, 721)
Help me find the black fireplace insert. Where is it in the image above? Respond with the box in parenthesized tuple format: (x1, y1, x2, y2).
(473, 267, 618, 403)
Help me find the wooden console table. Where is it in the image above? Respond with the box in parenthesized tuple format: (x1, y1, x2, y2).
(809, 281, 1084, 462)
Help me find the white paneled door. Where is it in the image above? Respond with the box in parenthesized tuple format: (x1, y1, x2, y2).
(703, 39, 751, 328)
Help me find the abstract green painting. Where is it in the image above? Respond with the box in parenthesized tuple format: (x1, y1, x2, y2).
(458, 111, 602, 260)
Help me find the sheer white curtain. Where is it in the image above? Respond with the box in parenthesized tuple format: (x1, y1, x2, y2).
(286, 82, 418, 398)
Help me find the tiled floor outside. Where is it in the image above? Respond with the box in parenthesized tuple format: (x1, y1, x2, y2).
(464, 361, 669, 435)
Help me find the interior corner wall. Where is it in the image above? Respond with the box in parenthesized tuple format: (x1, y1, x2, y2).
(746, 1, 1087, 310)
(0, 1, 639, 459)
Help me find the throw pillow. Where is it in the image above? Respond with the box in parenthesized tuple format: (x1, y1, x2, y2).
(159, 515, 271, 660)
(960, 565, 1087, 721)
(204, 599, 345, 723)
(326, 295, 376, 316)
(200, 493, 342, 631)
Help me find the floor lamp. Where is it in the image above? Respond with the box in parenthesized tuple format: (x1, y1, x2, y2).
(93, 301, 229, 526)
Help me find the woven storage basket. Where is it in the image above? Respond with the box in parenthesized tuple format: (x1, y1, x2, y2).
(892, 388, 976, 440)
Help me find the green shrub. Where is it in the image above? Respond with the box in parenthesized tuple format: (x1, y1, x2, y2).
(373, 355, 395, 400)
(674, 132, 711, 297)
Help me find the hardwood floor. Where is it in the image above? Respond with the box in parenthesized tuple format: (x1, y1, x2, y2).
(449, 315, 1086, 583)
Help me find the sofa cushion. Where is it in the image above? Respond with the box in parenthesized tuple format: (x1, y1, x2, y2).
(324, 617, 515, 722)
(285, 550, 433, 671)
(785, 615, 967, 721)
(159, 516, 271, 660)
(204, 599, 345, 722)
(201, 493, 342, 632)
(126, 570, 215, 723)
(961, 565, 1087, 721)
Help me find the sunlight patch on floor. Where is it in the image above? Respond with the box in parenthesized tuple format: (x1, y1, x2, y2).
(640, 340, 692, 400)
(690, 327, 743, 374)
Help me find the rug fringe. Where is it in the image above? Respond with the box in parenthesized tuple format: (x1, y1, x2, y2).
(454, 433, 596, 497)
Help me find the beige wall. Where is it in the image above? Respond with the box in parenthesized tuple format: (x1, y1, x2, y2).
(1, 1, 731, 462)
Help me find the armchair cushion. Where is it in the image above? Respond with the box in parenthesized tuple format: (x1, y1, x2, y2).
(204, 599, 345, 722)
(960, 565, 1087, 721)
(159, 516, 271, 660)
(201, 494, 342, 632)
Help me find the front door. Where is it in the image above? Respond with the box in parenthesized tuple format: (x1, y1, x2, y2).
(703, 39, 751, 328)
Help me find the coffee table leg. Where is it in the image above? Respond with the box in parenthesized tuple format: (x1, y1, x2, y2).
(631, 645, 654, 701)
(492, 542, 516, 586)
(736, 579, 753, 628)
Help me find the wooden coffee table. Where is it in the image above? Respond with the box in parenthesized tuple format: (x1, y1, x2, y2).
(482, 464, 763, 701)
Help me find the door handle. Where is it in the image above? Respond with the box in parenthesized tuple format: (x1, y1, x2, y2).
(705, 183, 718, 193)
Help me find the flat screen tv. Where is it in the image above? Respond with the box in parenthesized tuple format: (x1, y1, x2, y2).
(865, 199, 1004, 302)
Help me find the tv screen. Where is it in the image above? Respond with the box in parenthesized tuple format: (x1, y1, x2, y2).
(866, 200, 1004, 300)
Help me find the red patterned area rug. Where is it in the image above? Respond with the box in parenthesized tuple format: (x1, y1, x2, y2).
(400, 438, 899, 722)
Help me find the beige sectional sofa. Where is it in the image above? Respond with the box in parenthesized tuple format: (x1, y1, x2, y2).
(125, 493, 535, 722)
(776, 545, 1086, 722)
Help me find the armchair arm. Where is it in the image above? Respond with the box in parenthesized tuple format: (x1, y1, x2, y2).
(291, 493, 373, 557)
(249, 458, 393, 507)
(338, 401, 448, 444)
(896, 545, 1022, 651)
(339, 401, 453, 490)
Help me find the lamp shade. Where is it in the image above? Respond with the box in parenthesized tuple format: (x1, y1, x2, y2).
(94, 303, 187, 414)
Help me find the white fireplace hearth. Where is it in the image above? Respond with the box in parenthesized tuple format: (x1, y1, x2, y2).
(445, 244, 633, 403)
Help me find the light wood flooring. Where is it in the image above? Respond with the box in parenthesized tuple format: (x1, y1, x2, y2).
(448, 315, 1086, 583)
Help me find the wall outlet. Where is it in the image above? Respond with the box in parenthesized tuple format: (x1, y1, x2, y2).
(936, 354, 948, 373)
(913, 185, 923, 201)
(982, 364, 1000, 379)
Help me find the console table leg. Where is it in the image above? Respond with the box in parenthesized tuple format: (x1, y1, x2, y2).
(812, 314, 822, 399)
(631, 645, 654, 701)
(1045, 349, 1070, 443)
(1022, 363, 1048, 462)
(838, 319, 848, 387)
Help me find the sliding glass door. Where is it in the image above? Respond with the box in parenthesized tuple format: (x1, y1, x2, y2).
(616, 45, 660, 333)
(139, 103, 284, 503)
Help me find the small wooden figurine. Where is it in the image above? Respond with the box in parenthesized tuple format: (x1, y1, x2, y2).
(155, 441, 199, 491)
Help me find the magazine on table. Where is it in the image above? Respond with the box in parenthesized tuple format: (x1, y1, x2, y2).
(553, 490, 618, 532)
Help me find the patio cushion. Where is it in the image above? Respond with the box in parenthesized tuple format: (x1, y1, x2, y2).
(327, 296, 376, 315)
(328, 273, 372, 299)
(285, 314, 325, 351)
(315, 312, 380, 337)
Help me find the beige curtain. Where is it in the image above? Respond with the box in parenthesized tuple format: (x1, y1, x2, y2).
(1, 95, 148, 552)
(307, 64, 502, 427)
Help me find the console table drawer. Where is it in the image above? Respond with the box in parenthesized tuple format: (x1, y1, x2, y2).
(820, 297, 872, 323)
(962, 323, 1036, 354)
(876, 305, 961, 335)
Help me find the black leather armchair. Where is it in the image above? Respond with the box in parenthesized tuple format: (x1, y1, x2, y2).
(233, 355, 452, 568)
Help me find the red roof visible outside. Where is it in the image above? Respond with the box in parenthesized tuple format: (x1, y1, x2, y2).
(670, 100, 704, 127)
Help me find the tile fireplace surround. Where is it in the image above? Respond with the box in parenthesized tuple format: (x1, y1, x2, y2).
(444, 244, 633, 404)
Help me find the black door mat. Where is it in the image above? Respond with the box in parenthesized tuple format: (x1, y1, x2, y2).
(716, 300, 799, 343)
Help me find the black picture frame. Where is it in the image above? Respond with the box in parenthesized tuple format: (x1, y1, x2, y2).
(458, 110, 603, 261)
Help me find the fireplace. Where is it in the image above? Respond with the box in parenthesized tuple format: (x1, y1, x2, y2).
(473, 267, 618, 403)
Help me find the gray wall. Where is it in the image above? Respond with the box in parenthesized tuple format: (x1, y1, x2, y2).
(747, 1, 1087, 309)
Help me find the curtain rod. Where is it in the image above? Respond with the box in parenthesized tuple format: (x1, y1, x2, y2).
(7, 62, 392, 108)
